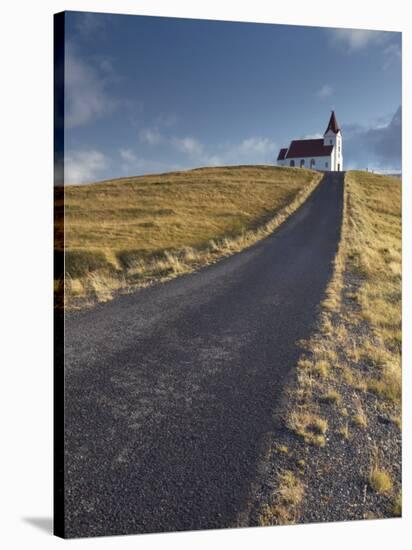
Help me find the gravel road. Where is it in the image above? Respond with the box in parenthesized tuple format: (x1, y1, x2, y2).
(63, 172, 344, 537)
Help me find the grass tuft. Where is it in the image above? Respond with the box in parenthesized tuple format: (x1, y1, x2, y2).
(392, 492, 402, 516)
(353, 398, 368, 428)
(338, 422, 350, 440)
(319, 390, 341, 405)
(368, 468, 393, 495)
(259, 471, 305, 526)
(314, 360, 330, 379)
(287, 411, 328, 446)
(277, 471, 305, 505)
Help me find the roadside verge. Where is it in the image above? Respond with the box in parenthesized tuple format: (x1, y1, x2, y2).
(254, 170, 401, 525)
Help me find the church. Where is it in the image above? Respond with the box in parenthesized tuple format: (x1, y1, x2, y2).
(277, 111, 343, 172)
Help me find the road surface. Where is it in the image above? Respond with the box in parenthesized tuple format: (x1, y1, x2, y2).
(63, 172, 344, 537)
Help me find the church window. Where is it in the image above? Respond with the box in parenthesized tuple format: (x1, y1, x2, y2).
(330, 139, 333, 145)
(300, 159, 305, 167)
(290, 160, 295, 167)
(310, 159, 315, 167)
(325, 161, 328, 168)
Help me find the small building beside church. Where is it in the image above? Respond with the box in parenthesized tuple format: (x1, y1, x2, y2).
(277, 111, 343, 171)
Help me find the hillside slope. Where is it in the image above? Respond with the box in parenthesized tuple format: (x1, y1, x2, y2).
(55, 165, 322, 308)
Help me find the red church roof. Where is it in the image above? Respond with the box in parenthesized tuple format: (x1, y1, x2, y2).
(277, 148, 288, 161)
(324, 110, 341, 134)
(285, 139, 333, 159)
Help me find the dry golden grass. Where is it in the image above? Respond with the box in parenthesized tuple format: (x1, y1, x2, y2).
(287, 410, 328, 446)
(56, 165, 322, 307)
(392, 492, 402, 516)
(277, 471, 305, 505)
(352, 396, 368, 428)
(346, 171, 401, 402)
(314, 359, 330, 379)
(338, 421, 350, 440)
(275, 444, 289, 454)
(353, 413, 368, 429)
(264, 171, 401, 522)
(259, 471, 305, 526)
(369, 467, 393, 494)
(289, 171, 401, 419)
(296, 459, 306, 470)
(319, 390, 341, 405)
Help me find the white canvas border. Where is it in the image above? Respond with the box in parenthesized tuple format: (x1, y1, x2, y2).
(0, 1, 409, 548)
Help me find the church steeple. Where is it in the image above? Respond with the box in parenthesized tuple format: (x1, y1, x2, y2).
(324, 110, 341, 135)
(323, 110, 343, 171)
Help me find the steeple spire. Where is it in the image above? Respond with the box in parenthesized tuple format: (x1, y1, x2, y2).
(325, 110, 341, 134)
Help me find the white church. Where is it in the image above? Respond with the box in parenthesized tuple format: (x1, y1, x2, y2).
(277, 111, 343, 171)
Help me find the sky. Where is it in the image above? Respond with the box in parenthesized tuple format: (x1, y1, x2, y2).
(62, 12, 402, 183)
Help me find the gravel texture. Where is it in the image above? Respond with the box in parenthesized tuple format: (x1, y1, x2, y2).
(250, 261, 401, 526)
(62, 173, 343, 538)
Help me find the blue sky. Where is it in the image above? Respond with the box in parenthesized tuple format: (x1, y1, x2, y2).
(63, 12, 402, 183)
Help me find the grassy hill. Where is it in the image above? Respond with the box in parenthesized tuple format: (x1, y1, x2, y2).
(55, 165, 322, 308)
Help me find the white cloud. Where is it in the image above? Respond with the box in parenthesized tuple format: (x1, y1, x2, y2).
(172, 136, 204, 155)
(236, 137, 275, 155)
(119, 148, 138, 163)
(154, 113, 178, 127)
(122, 129, 277, 175)
(219, 137, 276, 164)
(383, 43, 401, 70)
(317, 84, 333, 98)
(117, 147, 183, 176)
(173, 136, 277, 165)
(187, 137, 277, 167)
(329, 28, 388, 51)
(169, 136, 276, 166)
(65, 150, 108, 184)
(201, 154, 223, 166)
(65, 45, 116, 128)
(139, 128, 163, 145)
(74, 13, 109, 40)
(136, 117, 275, 165)
(137, 115, 177, 146)
(328, 29, 401, 70)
